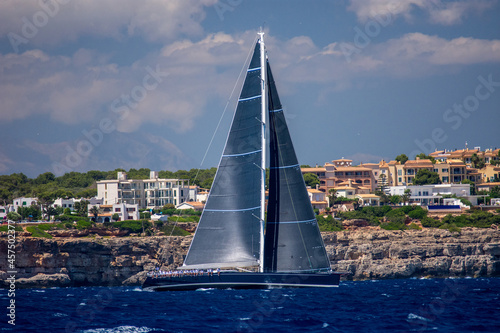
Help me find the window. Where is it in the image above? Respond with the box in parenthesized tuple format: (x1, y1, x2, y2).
(434, 169, 438, 173)
(115, 208, 121, 212)
(398, 170, 402, 176)
(398, 177, 402, 182)
(442, 169, 448, 173)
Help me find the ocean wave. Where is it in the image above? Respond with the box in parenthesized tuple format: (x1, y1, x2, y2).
(82, 326, 159, 333)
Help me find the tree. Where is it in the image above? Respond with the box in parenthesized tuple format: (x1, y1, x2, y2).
(415, 153, 436, 164)
(471, 153, 485, 169)
(490, 186, 500, 198)
(395, 154, 409, 164)
(413, 169, 441, 185)
(37, 192, 55, 220)
(89, 206, 100, 222)
(377, 174, 388, 192)
(74, 200, 89, 217)
(112, 213, 120, 222)
(328, 188, 337, 207)
(390, 195, 402, 205)
(402, 189, 411, 205)
(7, 211, 21, 221)
(460, 179, 476, 195)
(303, 173, 320, 188)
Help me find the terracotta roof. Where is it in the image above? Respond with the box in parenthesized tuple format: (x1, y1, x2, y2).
(183, 201, 204, 208)
(429, 150, 445, 156)
(447, 159, 466, 166)
(301, 167, 326, 172)
(335, 166, 371, 171)
(404, 159, 433, 166)
(307, 189, 324, 194)
(478, 182, 500, 186)
(332, 158, 352, 162)
(355, 194, 380, 198)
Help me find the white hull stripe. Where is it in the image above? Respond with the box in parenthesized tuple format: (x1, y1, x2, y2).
(144, 281, 339, 290)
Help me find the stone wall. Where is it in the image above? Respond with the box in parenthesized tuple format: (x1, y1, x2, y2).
(1, 228, 499, 288)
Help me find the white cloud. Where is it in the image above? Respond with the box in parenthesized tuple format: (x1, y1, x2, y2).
(275, 33, 500, 83)
(0, 0, 218, 50)
(375, 33, 500, 72)
(2, 31, 499, 132)
(348, 0, 496, 25)
(0, 31, 259, 135)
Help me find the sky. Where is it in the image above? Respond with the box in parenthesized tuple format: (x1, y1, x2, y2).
(0, 0, 499, 178)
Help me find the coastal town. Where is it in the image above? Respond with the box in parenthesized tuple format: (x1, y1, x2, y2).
(1, 146, 499, 224)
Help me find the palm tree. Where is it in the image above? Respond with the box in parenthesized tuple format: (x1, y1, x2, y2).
(402, 189, 412, 205)
(89, 206, 100, 222)
(328, 188, 337, 207)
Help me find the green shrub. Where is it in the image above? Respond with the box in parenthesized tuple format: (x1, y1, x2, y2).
(37, 223, 57, 231)
(400, 205, 417, 214)
(26, 226, 53, 238)
(167, 215, 200, 223)
(408, 207, 427, 219)
(76, 220, 92, 230)
(439, 223, 461, 233)
(114, 220, 151, 233)
(459, 198, 472, 207)
(380, 221, 407, 230)
(408, 222, 421, 230)
(385, 208, 405, 218)
(56, 214, 81, 223)
(0, 225, 23, 232)
(317, 215, 343, 232)
(421, 216, 442, 228)
(160, 223, 191, 236)
(361, 206, 391, 217)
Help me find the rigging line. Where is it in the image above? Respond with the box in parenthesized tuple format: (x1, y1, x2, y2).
(168, 36, 259, 239)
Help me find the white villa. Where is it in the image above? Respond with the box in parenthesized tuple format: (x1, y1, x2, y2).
(96, 171, 194, 209)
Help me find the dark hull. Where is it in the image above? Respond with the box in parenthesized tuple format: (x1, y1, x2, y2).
(142, 272, 341, 291)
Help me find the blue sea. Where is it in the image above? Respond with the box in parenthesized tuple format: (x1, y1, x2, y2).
(2, 278, 499, 333)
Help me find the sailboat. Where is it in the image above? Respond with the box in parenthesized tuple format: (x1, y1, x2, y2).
(142, 32, 341, 291)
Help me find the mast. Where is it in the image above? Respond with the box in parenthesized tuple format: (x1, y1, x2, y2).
(258, 31, 266, 273)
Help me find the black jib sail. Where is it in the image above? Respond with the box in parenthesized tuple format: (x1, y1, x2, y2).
(263, 61, 331, 273)
(182, 43, 263, 269)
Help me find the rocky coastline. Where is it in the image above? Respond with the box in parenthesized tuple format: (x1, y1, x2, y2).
(1, 228, 499, 288)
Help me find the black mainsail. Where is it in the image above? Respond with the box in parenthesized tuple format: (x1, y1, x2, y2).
(143, 33, 341, 290)
(183, 43, 263, 269)
(264, 61, 331, 273)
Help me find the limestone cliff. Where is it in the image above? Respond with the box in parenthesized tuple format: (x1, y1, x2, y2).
(1, 228, 499, 288)
(325, 228, 500, 280)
